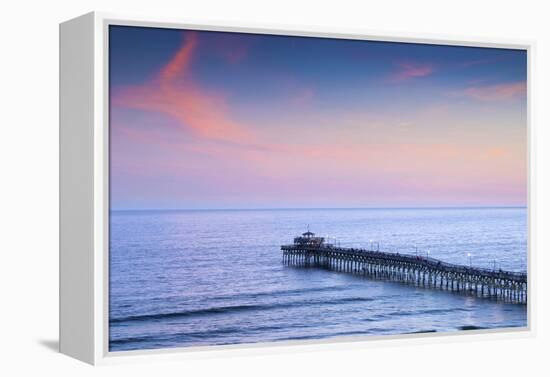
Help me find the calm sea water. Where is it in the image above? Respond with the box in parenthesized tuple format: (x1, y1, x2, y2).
(109, 207, 527, 352)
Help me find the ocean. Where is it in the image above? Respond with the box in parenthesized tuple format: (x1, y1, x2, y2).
(109, 207, 528, 352)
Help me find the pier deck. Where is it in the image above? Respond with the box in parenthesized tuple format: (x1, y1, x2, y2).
(281, 244, 527, 304)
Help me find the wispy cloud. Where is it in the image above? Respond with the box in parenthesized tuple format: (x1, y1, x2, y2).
(390, 61, 434, 82)
(112, 32, 255, 145)
(456, 81, 527, 101)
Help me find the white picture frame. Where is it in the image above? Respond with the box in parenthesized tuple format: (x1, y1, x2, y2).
(59, 11, 535, 365)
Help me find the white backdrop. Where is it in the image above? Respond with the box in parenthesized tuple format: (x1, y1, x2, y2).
(0, 0, 548, 375)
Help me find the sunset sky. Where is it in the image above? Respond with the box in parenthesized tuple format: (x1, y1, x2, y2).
(109, 26, 527, 210)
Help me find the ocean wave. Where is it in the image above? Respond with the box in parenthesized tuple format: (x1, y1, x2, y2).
(458, 325, 486, 330)
(372, 307, 470, 320)
(110, 304, 262, 323)
(110, 296, 374, 324)
(111, 322, 318, 347)
(154, 285, 349, 304)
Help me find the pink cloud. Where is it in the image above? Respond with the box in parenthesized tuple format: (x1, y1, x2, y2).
(112, 32, 256, 145)
(158, 32, 198, 83)
(390, 61, 434, 82)
(459, 81, 526, 101)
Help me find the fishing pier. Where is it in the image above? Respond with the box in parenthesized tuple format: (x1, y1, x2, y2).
(281, 230, 527, 304)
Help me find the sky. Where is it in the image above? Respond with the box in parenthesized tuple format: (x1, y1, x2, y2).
(109, 25, 527, 210)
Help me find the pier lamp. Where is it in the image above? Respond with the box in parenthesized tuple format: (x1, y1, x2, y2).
(414, 244, 418, 256)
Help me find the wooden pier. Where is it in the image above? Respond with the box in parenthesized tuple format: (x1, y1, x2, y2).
(281, 231, 527, 305)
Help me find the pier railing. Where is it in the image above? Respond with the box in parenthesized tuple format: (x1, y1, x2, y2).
(281, 244, 527, 304)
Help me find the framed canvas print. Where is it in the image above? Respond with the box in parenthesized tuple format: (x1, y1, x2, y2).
(60, 12, 533, 365)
